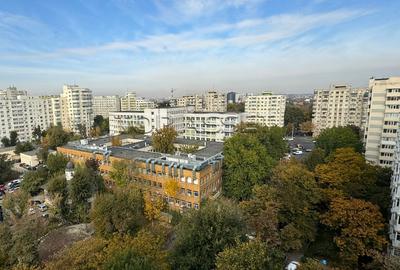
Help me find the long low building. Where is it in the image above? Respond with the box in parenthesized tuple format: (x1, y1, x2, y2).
(57, 136, 223, 210)
(109, 107, 246, 142)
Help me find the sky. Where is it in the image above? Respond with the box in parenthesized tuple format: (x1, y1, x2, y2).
(0, 0, 399, 97)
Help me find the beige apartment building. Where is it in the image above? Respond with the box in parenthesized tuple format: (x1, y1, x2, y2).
(120, 92, 156, 111)
(92, 95, 120, 118)
(312, 85, 368, 136)
(245, 91, 286, 127)
(60, 85, 93, 134)
(173, 95, 203, 111)
(204, 91, 227, 112)
(364, 77, 400, 166)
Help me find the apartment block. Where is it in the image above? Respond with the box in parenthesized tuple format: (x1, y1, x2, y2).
(245, 91, 286, 127)
(312, 85, 368, 136)
(172, 95, 203, 111)
(108, 111, 145, 135)
(120, 92, 155, 111)
(364, 77, 400, 166)
(92, 95, 120, 118)
(390, 129, 400, 255)
(60, 85, 93, 135)
(57, 136, 223, 210)
(204, 91, 227, 112)
(183, 112, 247, 142)
(0, 87, 61, 142)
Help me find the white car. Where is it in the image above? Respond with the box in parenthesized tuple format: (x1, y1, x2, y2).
(293, 150, 303, 155)
(38, 204, 48, 212)
(286, 261, 300, 270)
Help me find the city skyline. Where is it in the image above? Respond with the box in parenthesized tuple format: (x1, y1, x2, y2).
(1, 0, 400, 96)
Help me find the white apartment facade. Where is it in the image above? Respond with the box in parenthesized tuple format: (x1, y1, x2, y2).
(245, 92, 286, 127)
(92, 95, 120, 118)
(390, 129, 400, 255)
(136, 98, 156, 111)
(60, 85, 93, 135)
(312, 85, 368, 136)
(365, 77, 400, 167)
(172, 95, 203, 111)
(183, 112, 247, 142)
(109, 111, 145, 135)
(0, 87, 60, 142)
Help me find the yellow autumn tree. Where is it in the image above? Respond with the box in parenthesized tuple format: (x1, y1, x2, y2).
(111, 135, 122, 146)
(321, 197, 387, 268)
(144, 192, 165, 225)
(164, 179, 179, 197)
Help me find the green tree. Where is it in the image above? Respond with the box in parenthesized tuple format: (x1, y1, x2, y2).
(32, 126, 43, 143)
(109, 160, 136, 186)
(303, 148, 325, 171)
(179, 144, 199, 154)
(1, 137, 10, 147)
(216, 240, 284, 270)
(46, 153, 69, 175)
(21, 167, 48, 196)
(271, 160, 321, 251)
(223, 133, 274, 200)
(227, 102, 245, 113)
(123, 125, 145, 137)
(69, 165, 105, 222)
(14, 142, 34, 155)
(0, 224, 13, 267)
(255, 126, 288, 160)
(316, 126, 362, 156)
(43, 126, 70, 149)
(0, 154, 18, 184)
(284, 103, 305, 127)
(36, 146, 49, 162)
(47, 174, 69, 219)
(2, 190, 29, 220)
(171, 199, 246, 270)
(151, 126, 177, 154)
(76, 124, 87, 138)
(102, 248, 157, 270)
(321, 197, 387, 268)
(91, 187, 145, 237)
(10, 131, 18, 146)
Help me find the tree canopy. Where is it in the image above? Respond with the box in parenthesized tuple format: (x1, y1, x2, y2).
(315, 126, 362, 156)
(151, 126, 177, 154)
(46, 153, 69, 175)
(42, 126, 70, 150)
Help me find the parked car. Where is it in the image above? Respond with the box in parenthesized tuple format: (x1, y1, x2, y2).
(293, 150, 303, 155)
(286, 261, 300, 270)
(28, 207, 36, 215)
(305, 148, 312, 152)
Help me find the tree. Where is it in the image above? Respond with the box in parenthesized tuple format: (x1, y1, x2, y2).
(298, 258, 326, 270)
(14, 142, 34, 155)
(163, 179, 179, 197)
(102, 248, 157, 270)
(69, 166, 105, 222)
(2, 190, 29, 220)
(21, 167, 48, 196)
(46, 174, 69, 220)
(171, 199, 246, 270)
(299, 121, 313, 135)
(284, 104, 305, 128)
(270, 160, 321, 251)
(321, 197, 387, 267)
(109, 160, 136, 186)
(316, 126, 362, 156)
(46, 153, 69, 175)
(0, 224, 13, 267)
(151, 126, 177, 154)
(123, 125, 145, 137)
(144, 192, 165, 225)
(93, 115, 110, 136)
(36, 146, 49, 162)
(240, 185, 280, 247)
(32, 126, 43, 143)
(227, 102, 245, 113)
(43, 126, 70, 149)
(216, 240, 284, 270)
(303, 148, 325, 171)
(77, 124, 87, 138)
(1, 137, 10, 147)
(255, 126, 288, 160)
(179, 144, 199, 154)
(111, 135, 122, 146)
(10, 131, 18, 146)
(91, 187, 145, 237)
(0, 154, 18, 184)
(315, 148, 375, 201)
(223, 133, 274, 200)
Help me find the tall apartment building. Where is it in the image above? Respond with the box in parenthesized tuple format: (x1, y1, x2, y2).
(60, 85, 93, 135)
(364, 77, 400, 166)
(204, 91, 227, 112)
(183, 112, 247, 141)
(312, 85, 369, 136)
(92, 95, 120, 118)
(120, 92, 156, 111)
(389, 128, 400, 255)
(108, 111, 145, 135)
(0, 87, 60, 142)
(245, 91, 286, 127)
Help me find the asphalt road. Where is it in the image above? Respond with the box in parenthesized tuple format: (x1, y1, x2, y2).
(288, 136, 315, 159)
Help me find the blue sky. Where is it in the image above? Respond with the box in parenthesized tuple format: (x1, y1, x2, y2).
(0, 0, 399, 97)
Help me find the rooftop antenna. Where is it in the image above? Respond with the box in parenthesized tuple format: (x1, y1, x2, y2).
(171, 88, 174, 98)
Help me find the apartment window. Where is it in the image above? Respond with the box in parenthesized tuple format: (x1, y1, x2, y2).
(194, 191, 199, 197)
